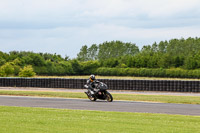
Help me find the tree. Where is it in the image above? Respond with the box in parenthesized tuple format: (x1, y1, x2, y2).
(0, 58, 6, 66)
(30, 54, 45, 66)
(98, 41, 139, 60)
(64, 55, 70, 61)
(77, 45, 88, 61)
(158, 41, 167, 53)
(77, 41, 139, 61)
(87, 44, 98, 60)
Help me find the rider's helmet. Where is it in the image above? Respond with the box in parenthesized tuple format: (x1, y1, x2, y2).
(90, 74, 96, 82)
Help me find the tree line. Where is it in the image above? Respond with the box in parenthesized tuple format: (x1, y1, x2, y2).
(0, 38, 200, 78)
(77, 38, 200, 70)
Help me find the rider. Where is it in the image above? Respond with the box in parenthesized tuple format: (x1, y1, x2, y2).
(85, 74, 99, 95)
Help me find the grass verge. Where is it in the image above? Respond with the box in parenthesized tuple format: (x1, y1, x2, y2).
(0, 106, 200, 133)
(0, 90, 200, 104)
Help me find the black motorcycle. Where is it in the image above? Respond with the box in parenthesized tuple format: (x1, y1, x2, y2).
(84, 82, 113, 102)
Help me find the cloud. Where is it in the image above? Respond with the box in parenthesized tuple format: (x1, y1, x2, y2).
(1, 0, 200, 24)
(0, 0, 200, 57)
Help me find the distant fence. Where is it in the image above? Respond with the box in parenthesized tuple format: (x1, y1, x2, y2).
(0, 78, 200, 92)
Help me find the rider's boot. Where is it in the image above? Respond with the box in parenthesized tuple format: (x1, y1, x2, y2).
(88, 89, 95, 97)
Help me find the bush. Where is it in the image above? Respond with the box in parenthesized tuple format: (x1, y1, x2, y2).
(81, 61, 100, 75)
(95, 67, 200, 78)
(59, 61, 74, 75)
(19, 65, 36, 77)
(0, 68, 6, 77)
(70, 59, 82, 75)
(0, 63, 14, 76)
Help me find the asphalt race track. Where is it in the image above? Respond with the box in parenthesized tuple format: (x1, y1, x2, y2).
(0, 96, 200, 116)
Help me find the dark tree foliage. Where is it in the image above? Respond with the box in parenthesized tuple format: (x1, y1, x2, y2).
(1, 38, 200, 78)
(77, 41, 139, 61)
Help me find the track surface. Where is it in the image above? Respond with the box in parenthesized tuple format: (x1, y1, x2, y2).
(0, 96, 200, 116)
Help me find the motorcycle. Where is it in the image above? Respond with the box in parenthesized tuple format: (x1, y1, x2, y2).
(84, 82, 113, 102)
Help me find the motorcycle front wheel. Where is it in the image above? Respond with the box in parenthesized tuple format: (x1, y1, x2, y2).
(88, 96, 96, 101)
(85, 91, 96, 101)
(105, 92, 113, 102)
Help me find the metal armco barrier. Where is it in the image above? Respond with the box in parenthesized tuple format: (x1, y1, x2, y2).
(0, 78, 200, 92)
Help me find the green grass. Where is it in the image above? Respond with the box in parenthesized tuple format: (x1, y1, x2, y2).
(0, 90, 86, 99)
(113, 93, 200, 104)
(1, 90, 200, 104)
(0, 106, 200, 133)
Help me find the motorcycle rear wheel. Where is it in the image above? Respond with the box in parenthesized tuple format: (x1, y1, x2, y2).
(106, 92, 113, 102)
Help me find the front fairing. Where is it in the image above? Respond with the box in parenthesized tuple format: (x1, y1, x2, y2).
(98, 82, 108, 90)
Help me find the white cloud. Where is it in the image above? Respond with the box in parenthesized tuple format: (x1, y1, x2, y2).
(134, 0, 200, 18)
(1, 0, 199, 21)
(0, 0, 200, 57)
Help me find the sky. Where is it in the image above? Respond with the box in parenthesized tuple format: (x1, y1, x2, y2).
(0, 0, 200, 58)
